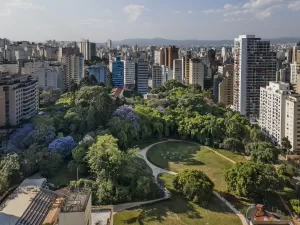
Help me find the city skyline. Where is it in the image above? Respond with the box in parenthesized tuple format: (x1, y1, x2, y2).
(0, 0, 300, 42)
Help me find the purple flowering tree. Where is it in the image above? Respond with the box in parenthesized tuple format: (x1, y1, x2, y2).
(48, 136, 77, 156)
(112, 105, 139, 129)
(7, 124, 34, 150)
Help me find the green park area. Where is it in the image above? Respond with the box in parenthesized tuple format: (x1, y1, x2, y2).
(146, 141, 246, 191)
(114, 141, 247, 225)
(114, 174, 242, 225)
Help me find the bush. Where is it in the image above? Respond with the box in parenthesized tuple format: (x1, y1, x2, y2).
(290, 199, 300, 214)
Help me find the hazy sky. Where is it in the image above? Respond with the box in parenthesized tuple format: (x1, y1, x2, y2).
(0, 0, 300, 42)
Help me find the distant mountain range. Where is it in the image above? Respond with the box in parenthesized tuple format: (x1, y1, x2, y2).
(97, 37, 300, 46)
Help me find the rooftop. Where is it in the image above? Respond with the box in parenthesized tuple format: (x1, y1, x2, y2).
(60, 190, 91, 213)
(0, 177, 54, 225)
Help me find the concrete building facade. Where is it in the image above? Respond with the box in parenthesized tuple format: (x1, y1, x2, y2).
(189, 58, 205, 89)
(87, 64, 108, 84)
(233, 35, 277, 119)
(164, 46, 179, 69)
(136, 60, 148, 94)
(123, 60, 136, 89)
(0, 74, 39, 127)
(154, 49, 164, 66)
(259, 82, 290, 145)
(152, 65, 162, 88)
(78, 39, 96, 60)
(285, 94, 300, 152)
(182, 51, 192, 84)
(173, 59, 183, 83)
(61, 54, 84, 89)
(0, 63, 18, 74)
(218, 64, 234, 107)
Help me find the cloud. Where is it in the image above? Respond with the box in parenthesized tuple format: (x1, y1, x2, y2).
(224, 10, 250, 17)
(243, 0, 282, 9)
(205, 0, 295, 21)
(288, 1, 300, 11)
(123, 4, 145, 23)
(188, 10, 192, 14)
(202, 4, 239, 14)
(0, 0, 44, 16)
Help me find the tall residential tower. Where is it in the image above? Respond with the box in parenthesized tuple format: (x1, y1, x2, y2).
(233, 35, 276, 119)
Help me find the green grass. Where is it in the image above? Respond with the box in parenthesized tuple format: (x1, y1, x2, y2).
(47, 164, 77, 187)
(214, 149, 247, 163)
(114, 174, 242, 225)
(134, 138, 168, 150)
(146, 142, 234, 191)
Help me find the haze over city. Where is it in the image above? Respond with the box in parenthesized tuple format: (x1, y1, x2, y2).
(1, 0, 300, 41)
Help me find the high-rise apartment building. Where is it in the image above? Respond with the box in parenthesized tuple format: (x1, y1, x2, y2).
(285, 94, 300, 152)
(78, 39, 96, 60)
(0, 74, 39, 127)
(189, 58, 205, 88)
(292, 43, 300, 64)
(57, 46, 80, 62)
(173, 59, 183, 83)
(233, 35, 277, 119)
(152, 65, 162, 89)
(182, 51, 192, 84)
(61, 54, 84, 90)
(218, 64, 234, 107)
(123, 60, 136, 89)
(164, 46, 179, 69)
(107, 39, 112, 49)
(136, 60, 148, 94)
(161, 65, 173, 85)
(259, 82, 290, 145)
(154, 49, 164, 66)
(112, 57, 124, 88)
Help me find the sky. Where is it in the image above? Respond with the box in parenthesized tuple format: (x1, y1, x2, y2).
(0, 0, 300, 42)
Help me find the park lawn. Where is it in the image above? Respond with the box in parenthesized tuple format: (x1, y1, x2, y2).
(146, 142, 234, 191)
(114, 174, 242, 225)
(214, 149, 247, 163)
(47, 164, 77, 187)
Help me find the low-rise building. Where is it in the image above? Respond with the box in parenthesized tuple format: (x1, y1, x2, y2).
(59, 190, 92, 225)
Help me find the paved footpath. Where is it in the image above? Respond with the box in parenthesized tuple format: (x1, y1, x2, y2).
(115, 140, 249, 225)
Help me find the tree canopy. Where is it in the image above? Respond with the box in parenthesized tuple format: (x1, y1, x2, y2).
(173, 169, 214, 205)
(225, 162, 281, 197)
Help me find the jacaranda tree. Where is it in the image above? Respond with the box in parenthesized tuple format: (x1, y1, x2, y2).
(48, 136, 77, 156)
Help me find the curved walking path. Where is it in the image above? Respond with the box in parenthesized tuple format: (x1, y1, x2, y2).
(114, 140, 248, 225)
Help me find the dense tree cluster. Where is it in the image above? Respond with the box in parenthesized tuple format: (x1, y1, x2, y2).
(173, 169, 214, 205)
(225, 162, 281, 197)
(0, 79, 283, 204)
(72, 135, 160, 204)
